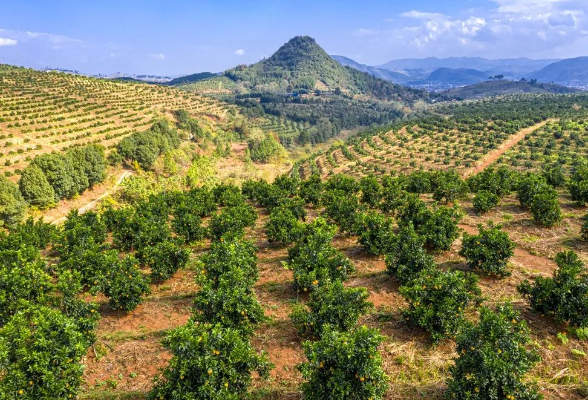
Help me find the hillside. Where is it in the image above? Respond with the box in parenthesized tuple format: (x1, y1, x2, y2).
(189, 36, 426, 102)
(425, 68, 488, 85)
(530, 56, 588, 87)
(438, 80, 579, 100)
(0, 65, 236, 178)
(167, 72, 216, 86)
(330, 55, 413, 83)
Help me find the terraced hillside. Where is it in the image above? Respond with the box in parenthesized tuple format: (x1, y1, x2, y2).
(0, 65, 233, 178)
(297, 94, 588, 179)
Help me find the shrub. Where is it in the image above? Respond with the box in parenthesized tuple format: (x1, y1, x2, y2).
(1, 217, 56, 251)
(299, 175, 323, 206)
(0, 246, 53, 326)
(355, 210, 395, 256)
(581, 213, 588, 241)
(265, 206, 303, 246)
(459, 223, 515, 277)
(517, 173, 550, 208)
(472, 190, 500, 214)
(197, 238, 258, 287)
(0, 175, 27, 227)
(288, 218, 355, 291)
(149, 322, 272, 400)
(385, 223, 436, 284)
(396, 193, 430, 230)
(193, 267, 266, 336)
(431, 170, 466, 203)
(100, 256, 150, 311)
(420, 205, 462, 251)
(298, 326, 389, 400)
(213, 183, 244, 207)
(542, 164, 566, 188)
(359, 174, 383, 207)
(209, 204, 257, 240)
(379, 178, 407, 215)
(568, 161, 588, 205)
(405, 170, 432, 194)
(291, 281, 372, 338)
(172, 203, 207, 242)
(530, 189, 561, 227)
(142, 240, 190, 282)
(0, 305, 89, 400)
(468, 166, 518, 197)
(400, 269, 481, 342)
(518, 250, 588, 328)
(325, 173, 359, 194)
(447, 303, 541, 400)
(323, 190, 360, 233)
(18, 164, 56, 208)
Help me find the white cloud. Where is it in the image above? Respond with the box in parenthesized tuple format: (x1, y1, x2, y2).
(235, 49, 245, 55)
(151, 53, 165, 60)
(356, 0, 588, 59)
(0, 38, 17, 47)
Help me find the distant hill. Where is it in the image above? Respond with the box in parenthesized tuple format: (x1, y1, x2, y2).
(330, 55, 412, 83)
(437, 80, 579, 100)
(426, 68, 488, 85)
(378, 57, 558, 76)
(529, 57, 588, 87)
(214, 36, 425, 101)
(167, 72, 216, 86)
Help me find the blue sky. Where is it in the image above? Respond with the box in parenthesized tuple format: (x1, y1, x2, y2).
(0, 0, 587, 75)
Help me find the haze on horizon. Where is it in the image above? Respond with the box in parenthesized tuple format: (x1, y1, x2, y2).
(0, 0, 587, 76)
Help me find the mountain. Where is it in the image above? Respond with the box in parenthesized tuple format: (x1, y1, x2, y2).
(426, 68, 488, 85)
(330, 55, 412, 83)
(529, 57, 588, 88)
(167, 72, 216, 85)
(220, 36, 425, 101)
(437, 79, 579, 100)
(378, 57, 558, 76)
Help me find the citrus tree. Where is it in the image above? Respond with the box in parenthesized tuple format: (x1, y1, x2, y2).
(460, 222, 515, 277)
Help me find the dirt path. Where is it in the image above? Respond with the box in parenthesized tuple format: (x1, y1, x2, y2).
(464, 119, 555, 177)
(50, 170, 133, 225)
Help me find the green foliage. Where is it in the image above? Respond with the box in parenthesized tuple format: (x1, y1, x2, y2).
(18, 164, 56, 208)
(299, 175, 323, 206)
(287, 218, 354, 292)
(213, 183, 244, 207)
(197, 237, 258, 287)
(568, 161, 588, 205)
(323, 189, 361, 233)
(355, 210, 395, 256)
(581, 213, 588, 241)
(325, 173, 359, 194)
(100, 256, 150, 311)
(291, 280, 372, 338)
(530, 188, 561, 227)
(385, 223, 436, 284)
(447, 303, 542, 400)
(171, 203, 208, 243)
(359, 174, 383, 207)
(468, 166, 519, 197)
(379, 177, 407, 214)
(518, 250, 588, 328)
(31, 152, 76, 199)
(421, 205, 463, 251)
(405, 170, 433, 194)
(472, 190, 500, 214)
(1, 217, 56, 251)
(149, 322, 271, 400)
(431, 170, 466, 204)
(460, 223, 515, 277)
(142, 240, 190, 282)
(117, 120, 181, 170)
(298, 325, 389, 400)
(193, 267, 266, 336)
(209, 204, 257, 240)
(0, 245, 52, 326)
(248, 133, 286, 162)
(396, 193, 430, 231)
(517, 173, 550, 208)
(0, 305, 89, 400)
(400, 269, 482, 343)
(542, 163, 566, 188)
(265, 206, 303, 246)
(0, 175, 27, 227)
